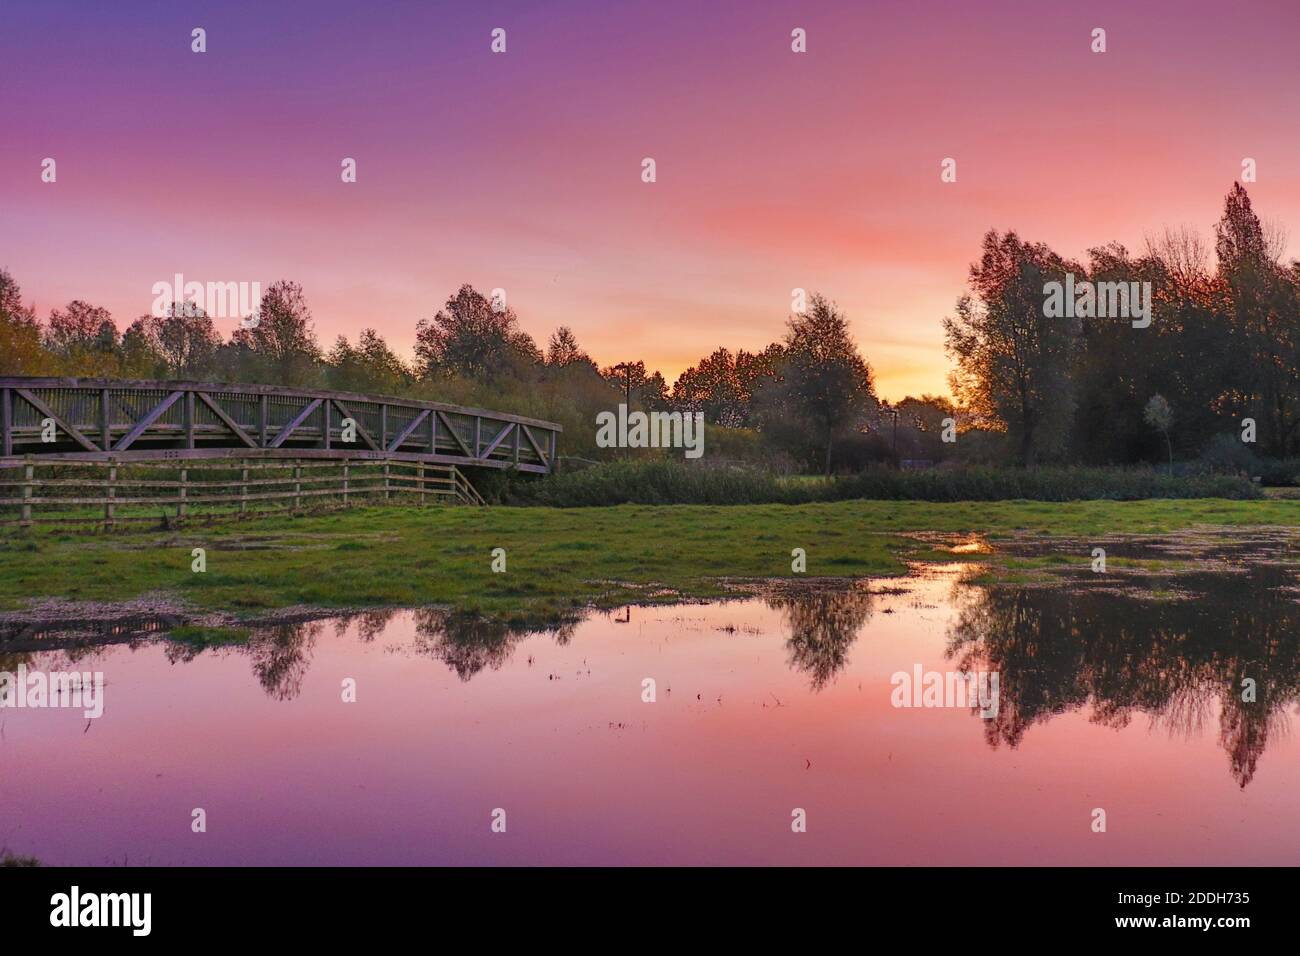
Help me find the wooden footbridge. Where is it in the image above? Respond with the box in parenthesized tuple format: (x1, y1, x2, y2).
(0, 377, 562, 525)
(0, 377, 560, 471)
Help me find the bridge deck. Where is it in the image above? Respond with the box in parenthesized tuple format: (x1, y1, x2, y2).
(0, 377, 561, 474)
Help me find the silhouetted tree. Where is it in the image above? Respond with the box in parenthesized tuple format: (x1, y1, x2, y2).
(545, 326, 595, 371)
(126, 301, 221, 379)
(44, 300, 117, 361)
(672, 347, 746, 426)
(414, 284, 541, 381)
(0, 269, 52, 375)
(228, 280, 321, 386)
(753, 294, 877, 474)
(326, 328, 409, 394)
(944, 231, 1079, 465)
(1214, 183, 1300, 455)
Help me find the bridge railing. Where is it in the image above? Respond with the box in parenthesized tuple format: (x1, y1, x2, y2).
(0, 377, 561, 474)
(0, 456, 483, 529)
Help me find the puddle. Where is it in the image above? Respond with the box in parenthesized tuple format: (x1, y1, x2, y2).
(4, 558, 1299, 865)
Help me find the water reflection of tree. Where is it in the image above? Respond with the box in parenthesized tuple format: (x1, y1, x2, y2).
(156, 619, 324, 701)
(766, 583, 875, 690)
(0, 651, 31, 673)
(946, 568, 1300, 787)
(410, 608, 584, 681)
(1, 606, 586, 700)
(342, 610, 398, 644)
(246, 620, 324, 701)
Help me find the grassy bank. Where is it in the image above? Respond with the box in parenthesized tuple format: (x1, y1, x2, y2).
(0, 498, 1296, 618)
(510, 461, 1262, 507)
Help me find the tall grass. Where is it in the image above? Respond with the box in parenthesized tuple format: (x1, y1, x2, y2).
(511, 461, 1263, 507)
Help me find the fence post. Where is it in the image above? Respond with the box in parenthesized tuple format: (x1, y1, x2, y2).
(178, 466, 188, 519)
(418, 460, 425, 506)
(105, 457, 117, 530)
(342, 460, 349, 507)
(384, 460, 391, 502)
(294, 459, 301, 510)
(20, 457, 34, 527)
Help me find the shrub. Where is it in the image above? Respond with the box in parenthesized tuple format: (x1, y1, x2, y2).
(1198, 432, 1260, 476)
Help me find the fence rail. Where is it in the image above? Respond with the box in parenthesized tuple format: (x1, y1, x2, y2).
(0, 456, 484, 529)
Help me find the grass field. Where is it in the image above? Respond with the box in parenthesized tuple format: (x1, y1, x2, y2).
(1, 497, 1296, 619)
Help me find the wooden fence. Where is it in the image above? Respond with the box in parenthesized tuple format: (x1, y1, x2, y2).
(0, 456, 485, 529)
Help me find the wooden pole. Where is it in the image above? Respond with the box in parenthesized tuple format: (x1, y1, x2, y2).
(179, 466, 188, 519)
(294, 459, 301, 510)
(20, 457, 33, 527)
(105, 457, 117, 530)
(184, 390, 195, 449)
(383, 459, 391, 501)
(342, 460, 349, 507)
(418, 460, 425, 506)
(240, 462, 249, 513)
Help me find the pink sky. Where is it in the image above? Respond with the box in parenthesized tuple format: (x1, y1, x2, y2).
(2, 0, 1298, 399)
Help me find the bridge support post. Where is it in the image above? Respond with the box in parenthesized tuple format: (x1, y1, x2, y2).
(2, 388, 12, 458)
(100, 388, 111, 452)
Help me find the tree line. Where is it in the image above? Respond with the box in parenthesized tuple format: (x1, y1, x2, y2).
(2, 183, 1295, 472)
(945, 184, 1300, 466)
(0, 271, 892, 470)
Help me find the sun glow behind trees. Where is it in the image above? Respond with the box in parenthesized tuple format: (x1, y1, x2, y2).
(4, 186, 1299, 470)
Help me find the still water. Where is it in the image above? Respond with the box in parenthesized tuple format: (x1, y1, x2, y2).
(3, 556, 1298, 866)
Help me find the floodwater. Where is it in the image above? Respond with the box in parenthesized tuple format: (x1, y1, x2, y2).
(3, 553, 1300, 866)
